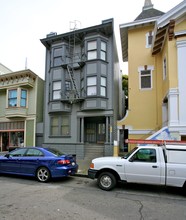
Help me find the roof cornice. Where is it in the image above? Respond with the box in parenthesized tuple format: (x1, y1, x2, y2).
(157, 0, 186, 28)
(120, 16, 158, 29)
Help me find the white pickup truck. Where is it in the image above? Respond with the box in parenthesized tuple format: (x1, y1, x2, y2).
(88, 144, 186, 191)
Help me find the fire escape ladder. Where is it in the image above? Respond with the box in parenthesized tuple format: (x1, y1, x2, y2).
(67, 65, 80, 99)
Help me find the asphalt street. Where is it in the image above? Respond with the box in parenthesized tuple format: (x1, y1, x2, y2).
(0, 175, 186, 220)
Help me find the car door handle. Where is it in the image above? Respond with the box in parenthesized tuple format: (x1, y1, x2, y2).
(152, 165, 158, 168)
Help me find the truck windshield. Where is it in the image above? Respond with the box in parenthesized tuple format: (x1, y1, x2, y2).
(123, 147, 138, 159)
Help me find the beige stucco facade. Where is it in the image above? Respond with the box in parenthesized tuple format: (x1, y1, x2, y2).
(118, 1, 186, 152)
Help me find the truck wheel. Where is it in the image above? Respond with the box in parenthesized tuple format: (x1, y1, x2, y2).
(97, 172, 116, 191)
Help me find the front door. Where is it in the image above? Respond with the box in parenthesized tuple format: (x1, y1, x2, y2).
(2, 132, 9, 151)
(84, 117, 106, 144)
(85, 122, 96, 143)
(97, 123, 105, 143)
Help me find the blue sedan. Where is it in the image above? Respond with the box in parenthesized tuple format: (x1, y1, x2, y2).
(0, 147, 78, 182)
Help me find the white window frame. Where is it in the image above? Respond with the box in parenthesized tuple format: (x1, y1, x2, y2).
(145, 31, 153, 48)
(163, 56, 167, 80)
(100, 76, 106, 96)
(100, 41, 107, 61)
(52, 81, 61, 100)
(87, 76, 97, 96)
(87, 41, 97, 60)
(138, 66, 154, 90)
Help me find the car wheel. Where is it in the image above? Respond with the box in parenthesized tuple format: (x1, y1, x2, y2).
(97, 172, 116, 191)
(36, 167, 51, 183)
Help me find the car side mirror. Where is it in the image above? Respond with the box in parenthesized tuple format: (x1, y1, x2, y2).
(129, 156, 134, 162)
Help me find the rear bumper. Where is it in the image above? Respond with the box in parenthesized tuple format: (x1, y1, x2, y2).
(52, 165, 78, 178)
(88, 169, 98, 179)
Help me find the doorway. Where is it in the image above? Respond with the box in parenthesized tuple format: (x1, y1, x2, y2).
(1, 131, 24, 151)
(84, 117, 106, 144)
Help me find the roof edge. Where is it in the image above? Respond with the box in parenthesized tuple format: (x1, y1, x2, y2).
(157, 0, 186, 28)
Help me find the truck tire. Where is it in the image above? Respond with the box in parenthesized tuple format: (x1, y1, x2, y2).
(97, 172, 116, 191)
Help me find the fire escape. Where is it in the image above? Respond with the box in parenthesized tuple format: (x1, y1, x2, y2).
(62, 21, 85, 104)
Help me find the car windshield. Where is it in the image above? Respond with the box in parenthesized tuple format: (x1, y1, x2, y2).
(46, 148, 65, 156)
(123, 147, 138, 159)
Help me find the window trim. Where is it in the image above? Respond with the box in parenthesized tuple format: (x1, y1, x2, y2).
(145, 31, 153, 48)
(87, 76, 97, 96)
(50, 115, 70, 137)
(52, 81, 61, 100)
(100, 41, 107, 61)
(138, 66, 154, 90)
(100, 76, 106, 97)
(7, 88, 28, 108)
(8, 89, 17, 107)
(20, 89, 27, 107)
(87, 40, 97, 60)
(163, 56, 167, 80)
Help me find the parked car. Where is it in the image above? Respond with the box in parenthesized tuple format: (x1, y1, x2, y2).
(0, 147, 78, 182)
(88, 144, 186, 191)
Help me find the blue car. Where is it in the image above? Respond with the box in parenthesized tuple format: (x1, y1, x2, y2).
(0, 147, 78, 182)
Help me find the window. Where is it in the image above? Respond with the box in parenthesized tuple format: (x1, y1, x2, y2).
(51, 115, 70, 136)
(61, 116, 70, 135)
(9, 148, 27, 157)
(21, 89, 27, 107)
(163, 57, 167, 80)
(53, 81, 61, 100)
(81, 79, 84, 97)
(87, 41, 97, 60)
(26, 149, 43, 157)
(100, 77, 106, 96)
(146, 31, 153, 48)
(8, 88, 28, 108)
(8, 89, 17, 107)
(51, 116, 59, 135)
(53, 47, 62, 67)
(65, 81, 71, 91)
(101, 41, 106, 61)
(132, 149, 156, 163)
(87, 76, 97, 96)
(140, 70, 151, 89)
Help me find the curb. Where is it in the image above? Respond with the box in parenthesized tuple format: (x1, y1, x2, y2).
(75, 173, 88, 178)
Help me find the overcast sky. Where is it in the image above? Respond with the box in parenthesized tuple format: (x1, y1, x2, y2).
(0, 0, 183, 79)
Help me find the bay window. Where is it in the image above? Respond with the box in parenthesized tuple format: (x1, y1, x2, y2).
(21, 90, 27, 107)
(51, 116, 59, 136)
(8, 89, 17, 107)
(101, 41, 106, 61)
(51, 115, 70, 136)
(8, 88, 27, 107)
(87, 76, 97, 96)
(53, 81, 61, 100)
(87, 41, 97, 60)
(101, 77, 106, 96)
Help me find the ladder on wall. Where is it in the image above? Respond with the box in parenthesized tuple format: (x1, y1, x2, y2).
(67, 65, 80, 99)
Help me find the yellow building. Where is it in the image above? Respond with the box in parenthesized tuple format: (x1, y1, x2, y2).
(118, 0, 186, 152)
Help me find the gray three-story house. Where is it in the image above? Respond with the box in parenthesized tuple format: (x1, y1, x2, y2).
(41, 19, 124, 159)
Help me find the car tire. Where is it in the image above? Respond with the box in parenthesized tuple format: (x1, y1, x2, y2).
(97, 172, 116, 191)
(36, 167, 51, 183)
